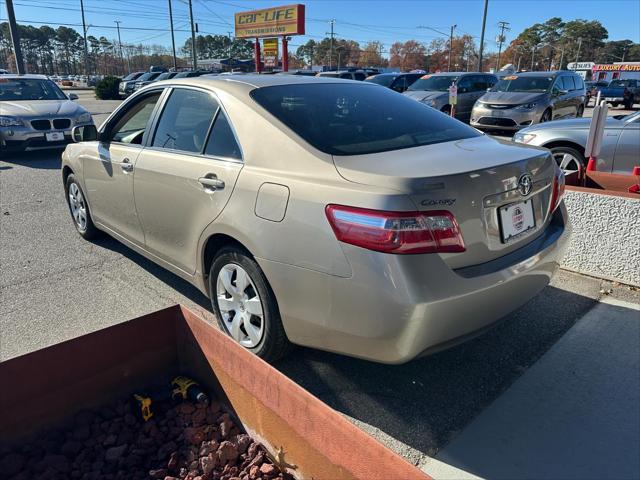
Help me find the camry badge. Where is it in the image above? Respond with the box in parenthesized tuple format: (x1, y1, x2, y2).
(517, 173, 533, 196)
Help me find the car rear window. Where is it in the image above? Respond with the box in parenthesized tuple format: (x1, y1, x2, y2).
(365, 75, 396, 87)
(250, 83, 481, 156)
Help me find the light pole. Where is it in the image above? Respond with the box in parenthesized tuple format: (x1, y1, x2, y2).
(478, 0, 489, 71)
(114, 20, 127, 75)
(188, 0, 197, 69)
(167, 0, 177, 70)
(80, 0, 89, 76)
(5, 0, 25, 73)
(448, 24, 456, 72)
(336, 46, 344, 71)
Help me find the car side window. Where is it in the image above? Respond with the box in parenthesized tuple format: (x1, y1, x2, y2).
(392, 76, 407, 92)
(110, 92, 161, 144)
(152, 88, 218, 153)
(561, 76, 575, 91)
(486, 75, 498, 89)
(552, 77, 563, 94)
(354, 72, 366, 81)
(457, 76, 472, 92)
(204, 110, 242, 160)
(575, 76, 584, 90)
(340, 73, 352, 79)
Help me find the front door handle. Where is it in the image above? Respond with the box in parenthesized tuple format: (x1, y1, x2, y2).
(198, 175, 225, 191)
(121, 158, 133, 173)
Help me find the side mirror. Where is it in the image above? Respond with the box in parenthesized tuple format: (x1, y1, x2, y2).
(68, 93, 79, 100)
(72, 124, 98, 143)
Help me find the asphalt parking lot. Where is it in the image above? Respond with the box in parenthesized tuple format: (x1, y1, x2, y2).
(1, 90, 639, 479)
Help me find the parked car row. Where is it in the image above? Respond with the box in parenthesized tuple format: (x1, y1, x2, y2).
(119, 70, 212, 97)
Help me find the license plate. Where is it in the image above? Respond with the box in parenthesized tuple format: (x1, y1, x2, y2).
(605, 97, 617, 102)
(491, 110, 504, 117)
(499, 199, 535, 243)
(45, 132, 64, 142)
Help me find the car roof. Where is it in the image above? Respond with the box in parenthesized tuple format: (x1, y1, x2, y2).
(1, 74, 50, 80)
(514, 70, 575, 77)
(153, 74, 374, 96)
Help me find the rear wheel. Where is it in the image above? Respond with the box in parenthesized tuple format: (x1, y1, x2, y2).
(209, 246, 291, 363)
(577, 105, 584, 117)
(610, 102, 619, 108)
(551, 146, 585, 174)
(624, 97, 634, 109)
(65, 174, 100, 240)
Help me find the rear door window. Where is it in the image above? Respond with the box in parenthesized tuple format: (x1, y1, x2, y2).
(204, 110, 242, 160)
(152, 88, 218, 153)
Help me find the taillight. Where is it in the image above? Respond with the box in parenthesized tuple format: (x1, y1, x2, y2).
(325, 205, 465, 254)
(549, 169, 566, 214)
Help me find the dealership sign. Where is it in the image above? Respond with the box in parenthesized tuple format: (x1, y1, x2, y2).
(567, 62, 594, 70)
(235, 4, 305, 39)
(592, 63, 640, 72)
(263, 38, 279, 68)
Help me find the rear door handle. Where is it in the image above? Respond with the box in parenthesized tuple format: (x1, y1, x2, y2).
(198, 175, 225, 191)
(121, 158, 133, 173)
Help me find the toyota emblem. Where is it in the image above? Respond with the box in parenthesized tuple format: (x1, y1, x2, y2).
(517, 173, 533, 196)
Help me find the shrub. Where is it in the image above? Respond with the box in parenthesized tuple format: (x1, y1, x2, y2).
(95, 76, 121, 100)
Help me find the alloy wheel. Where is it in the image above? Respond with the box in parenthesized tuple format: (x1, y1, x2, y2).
(553, 152, 581, 173)
(216, 263, 265, 348)
(68, 182, 87, 231)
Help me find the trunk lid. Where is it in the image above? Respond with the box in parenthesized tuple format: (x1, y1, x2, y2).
(333, 135, 557, 268)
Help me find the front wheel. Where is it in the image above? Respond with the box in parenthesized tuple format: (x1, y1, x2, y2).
(577, 105, 584, 117)
(551, 146, 585, 174)
(623, 98, 634, 109)
(540, 109, 552, 123)
(65, 174, 100, 240)
(210, 246, 291, 363)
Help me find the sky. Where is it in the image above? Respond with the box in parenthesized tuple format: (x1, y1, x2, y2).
(2, 0, 640, 57)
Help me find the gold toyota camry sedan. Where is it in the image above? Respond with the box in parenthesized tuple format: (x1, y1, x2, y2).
(62, 75, 570, 364)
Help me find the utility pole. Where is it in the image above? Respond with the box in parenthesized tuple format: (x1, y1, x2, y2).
(495, 21, 509, 72)
(168, 0, 177, 70)
(227, 31, 233, 59)
(478, 0, 489, 72)
(327, 19, 335, 70)
(559, 46, 565, 70)
(448, 24, 456, 72)
(188, 0, 197, 69)
(5, 0, 25, 73)
(79, 0, 89, 76)
(574, 37, 582, 65)
(621, 45, 627, 62)
(114, 21, 126, 75)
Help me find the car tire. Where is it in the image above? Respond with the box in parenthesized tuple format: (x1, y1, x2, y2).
(551, 146, 585, 173)
(577, 105, 584, 117)
(540, 109, 552, 123)
(611, 102, 619, 108)
(65, 174, 100, 240)
(624, 98, 633, 109)
(209, 246, 291, 363)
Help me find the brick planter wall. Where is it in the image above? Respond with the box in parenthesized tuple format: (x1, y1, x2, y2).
(561, 187, 640, 286)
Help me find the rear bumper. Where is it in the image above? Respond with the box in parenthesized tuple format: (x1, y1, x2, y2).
(259, 205, 571, 364)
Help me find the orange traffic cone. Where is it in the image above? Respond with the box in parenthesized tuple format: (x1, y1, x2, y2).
(632, 166, 640, 176)
(586, 156, 597, 172)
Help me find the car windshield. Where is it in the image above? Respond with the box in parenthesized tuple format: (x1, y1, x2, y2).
(251, 83, 480, 156)
(0, 78, 67, 101)
(137, 72, 158, 81)
(319, 73, 340, 78)
(492, 75, 553, 93)
(623, 111, 640, 122)
(609, 80, 633, 88)
(155, 72, 176, 81)
(122, 72, 141, 81)
(407, 75, 459, 92)
(365, 75, 396, 87)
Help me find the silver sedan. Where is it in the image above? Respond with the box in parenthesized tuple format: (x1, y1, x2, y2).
(0, 74, 93, 153)
(513, 111, 640, 174)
